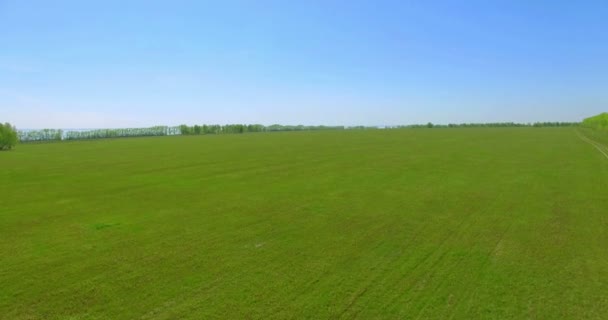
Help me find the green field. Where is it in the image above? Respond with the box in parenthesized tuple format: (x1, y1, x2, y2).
(2, 127, 607, 319)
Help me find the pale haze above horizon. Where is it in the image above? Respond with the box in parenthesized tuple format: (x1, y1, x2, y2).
(1, 0, 607, 129)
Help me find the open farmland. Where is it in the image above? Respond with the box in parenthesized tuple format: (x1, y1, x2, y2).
(1, 127, 607, 319)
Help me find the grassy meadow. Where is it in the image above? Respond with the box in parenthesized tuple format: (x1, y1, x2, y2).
(1, 127, 608, 319)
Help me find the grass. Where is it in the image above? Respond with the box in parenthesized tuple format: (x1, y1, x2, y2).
(1, 127, 608, 319)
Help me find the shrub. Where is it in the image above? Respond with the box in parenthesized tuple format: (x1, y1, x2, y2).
(0, 122, 18, 150)
(582, 113, 608, 129)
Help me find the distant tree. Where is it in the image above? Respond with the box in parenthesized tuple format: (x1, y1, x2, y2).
(0, 122, 18, 150)
(426, 122, 434, 128)
(179, 124, 192, 135)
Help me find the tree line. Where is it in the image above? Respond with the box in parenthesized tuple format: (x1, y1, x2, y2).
(16, 124, 356, 142)
(18, 126, 181, 142)
(63, 126, 180, 140)
(18, 129, 63, 142)
(13, 121, 582, 144)
(177, 124, 353, 135)
(391, 122, 579, 129)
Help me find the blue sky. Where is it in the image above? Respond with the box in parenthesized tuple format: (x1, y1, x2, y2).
(1, 0, 607, 128)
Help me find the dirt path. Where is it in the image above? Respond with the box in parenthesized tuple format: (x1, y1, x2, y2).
(576, 130, 608, 160)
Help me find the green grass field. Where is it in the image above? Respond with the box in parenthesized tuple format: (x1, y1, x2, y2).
(2, 127, 607, 319)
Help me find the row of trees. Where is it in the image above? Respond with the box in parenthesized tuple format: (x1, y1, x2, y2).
(18, 129, 63, 142)
(18, 126, 181, 142)
(530, 122, 580, 127)
(178, 124, 354, 135)
(0, 122, 18, 150)
(391, 122, 580, 129)
(63, 126, 180, 140)
(13, 121, 583, 144)
(178, 124, 256, 135)
(16, 124, 357, 142)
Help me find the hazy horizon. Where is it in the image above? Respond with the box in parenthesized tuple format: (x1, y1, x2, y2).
(2, 1, 607, 129)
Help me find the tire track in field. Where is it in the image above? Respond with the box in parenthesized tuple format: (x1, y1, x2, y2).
(380, 187, 511, 318)
(334, 219, 432, 319)
(448, 216, 514, 320)
(576, 130, 608, 160)
(345, 196, 478, 317)
(411, 208, 498, 320)
(379, 201, 484, 317)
